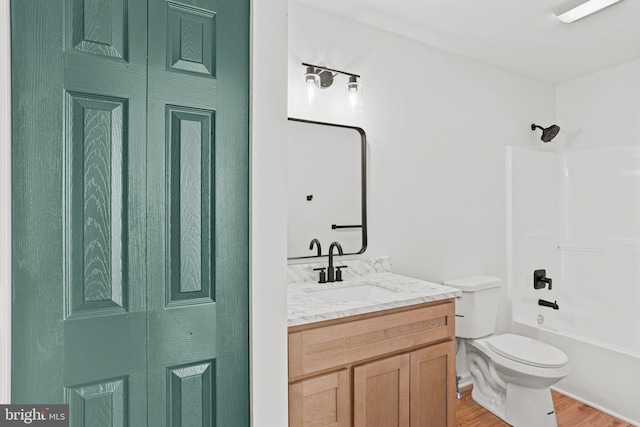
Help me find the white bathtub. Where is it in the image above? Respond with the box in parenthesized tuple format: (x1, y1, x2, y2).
(513, 316, 640, 425)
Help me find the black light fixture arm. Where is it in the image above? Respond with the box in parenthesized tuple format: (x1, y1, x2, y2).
(302, 62, 360, 78)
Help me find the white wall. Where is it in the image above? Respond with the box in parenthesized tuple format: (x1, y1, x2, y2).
(250, 0, 289, 425)
(556, 59, 640, 152)
(0, 0, 12, 405)
(288, 2, 556, 333)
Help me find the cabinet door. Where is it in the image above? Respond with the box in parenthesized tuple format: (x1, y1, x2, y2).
(289, 370, 351, 427)
(354, 354, 410, 427)
(410, 341, 456, 427)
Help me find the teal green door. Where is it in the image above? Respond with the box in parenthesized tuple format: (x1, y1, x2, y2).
(11, 0, 249, 425)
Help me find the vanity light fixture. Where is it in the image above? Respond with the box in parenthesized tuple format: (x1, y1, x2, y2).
(303, 62, 362, 110)
(552, 0, 624, 23)
(302, 62, 361, 92)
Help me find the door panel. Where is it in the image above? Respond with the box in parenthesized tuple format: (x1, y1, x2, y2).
(67, 0, 128, 60)
(64, 93, 129, 318)
(12, 2, 148, 425)
(146, 0, 219, 424)
(146, 0, 249, 425)
(167, 360, 216, 426)
(62, 0, 149, 424)
(11, 0, 249, 424)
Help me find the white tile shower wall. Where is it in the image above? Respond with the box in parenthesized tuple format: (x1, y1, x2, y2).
(288, 2, 556, 333)
(288, 257, 392, 284)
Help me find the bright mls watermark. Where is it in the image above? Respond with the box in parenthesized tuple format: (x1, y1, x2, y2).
(0, 405, 68, 426)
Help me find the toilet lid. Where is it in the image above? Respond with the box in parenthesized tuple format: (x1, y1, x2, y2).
(488, 334, 568, 368)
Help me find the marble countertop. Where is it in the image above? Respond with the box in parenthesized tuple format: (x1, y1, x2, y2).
(287, 272, 461, 327)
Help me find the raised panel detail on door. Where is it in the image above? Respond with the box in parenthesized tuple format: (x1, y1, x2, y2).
(353, 353, 410, 427)
(410, 341, 456, 427)
(66, 377, 128, 427)
(67, 0, 128, 60)
(65, 92, 128, 318)
(166, 106, 214, 305)
(167, 360, 215, 427)
(167, 2, 215, 77)
(289, 370, 350, 427)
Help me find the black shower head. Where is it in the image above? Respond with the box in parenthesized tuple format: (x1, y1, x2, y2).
(531, 123, 560, 143)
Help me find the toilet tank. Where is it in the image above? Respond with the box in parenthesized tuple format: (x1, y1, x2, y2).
(443, 275, 502, 339)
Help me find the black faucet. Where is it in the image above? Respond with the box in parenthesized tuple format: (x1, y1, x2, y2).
(538, 299, 559, 310)
(309, 238, 322, 256)
(534, 269, 552, 290)
(327, 241, 343, 282)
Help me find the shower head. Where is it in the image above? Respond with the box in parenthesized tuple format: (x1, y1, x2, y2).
(531, 123, 560, 143)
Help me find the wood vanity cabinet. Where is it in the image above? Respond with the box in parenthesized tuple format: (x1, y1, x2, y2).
(288, 299, 456, 427)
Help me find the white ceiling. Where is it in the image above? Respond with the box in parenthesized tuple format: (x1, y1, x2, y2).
(292, 0, 640, 84)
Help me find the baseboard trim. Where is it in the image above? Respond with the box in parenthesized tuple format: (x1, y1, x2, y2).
(457, 372, 473, 390)
(551, 386, 640, 427)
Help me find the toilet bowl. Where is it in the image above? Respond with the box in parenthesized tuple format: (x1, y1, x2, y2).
(471, 334, 569, 388)
(465, 334, 570, 427)
(443, 276, 570, 427)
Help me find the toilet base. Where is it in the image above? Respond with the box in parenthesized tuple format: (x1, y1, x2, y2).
(471, 382, 558, 427)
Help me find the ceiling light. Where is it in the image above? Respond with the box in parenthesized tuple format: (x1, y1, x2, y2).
(552, 0, 624, 23)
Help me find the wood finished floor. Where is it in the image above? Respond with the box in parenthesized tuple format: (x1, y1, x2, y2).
(455, 386, 633, 426)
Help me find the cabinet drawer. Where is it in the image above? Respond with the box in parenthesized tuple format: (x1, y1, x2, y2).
(289, 301, 454, 379)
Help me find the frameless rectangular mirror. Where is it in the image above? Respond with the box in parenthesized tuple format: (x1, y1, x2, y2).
(287, 118, 367, 259)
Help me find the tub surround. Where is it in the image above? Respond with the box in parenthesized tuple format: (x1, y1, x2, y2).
(287, 261, 461, 326)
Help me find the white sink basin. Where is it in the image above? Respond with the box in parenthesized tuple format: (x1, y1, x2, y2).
(305, 283, 398, 303)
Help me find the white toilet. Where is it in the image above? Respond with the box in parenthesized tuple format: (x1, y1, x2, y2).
(444, 275, 570, 427)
